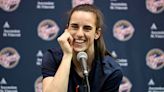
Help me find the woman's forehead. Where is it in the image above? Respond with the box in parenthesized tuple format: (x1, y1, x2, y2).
(70, 11, 96, 25)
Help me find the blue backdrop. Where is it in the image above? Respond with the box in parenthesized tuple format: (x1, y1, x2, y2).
(0, 0, 164, 92)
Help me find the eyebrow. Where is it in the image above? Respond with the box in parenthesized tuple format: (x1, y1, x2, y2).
(70, 23, 78, 26)
(70, 23, 93, 29)
(83, 25, 92, 27)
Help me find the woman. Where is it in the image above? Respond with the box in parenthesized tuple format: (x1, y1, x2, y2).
(42, 4, 123, 92)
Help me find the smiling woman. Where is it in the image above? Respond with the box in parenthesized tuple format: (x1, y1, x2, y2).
(68, 11, 99, 53)
(41, 4, 123, 92)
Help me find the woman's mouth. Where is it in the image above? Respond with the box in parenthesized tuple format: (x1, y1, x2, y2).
(74, 39, 85, 46)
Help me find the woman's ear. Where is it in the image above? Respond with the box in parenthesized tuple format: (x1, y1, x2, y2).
(94, 28, 101, 40)
(65, 24, 69, 29)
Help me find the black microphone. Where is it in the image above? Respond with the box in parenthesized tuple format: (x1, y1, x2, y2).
(77, 52, 88, 77)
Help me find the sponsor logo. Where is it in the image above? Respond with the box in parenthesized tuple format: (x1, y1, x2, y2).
(37, 19, 59, 41)
(119, 76, 132, 92)
(34, 76, 43, 92)
(146, 48, 164, 70)
(0, 47, 20, 69)
(72, 0, 94, 8)
(0, 0, 21, 12)
(113, 20, 135, 41)
(146, 0, 164, 14)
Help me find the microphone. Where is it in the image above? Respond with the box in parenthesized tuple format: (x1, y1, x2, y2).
(77, 52, 88, 77)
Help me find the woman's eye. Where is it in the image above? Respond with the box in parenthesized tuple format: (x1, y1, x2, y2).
(70, 24, 79, 30)
(83, 26, 92, 31)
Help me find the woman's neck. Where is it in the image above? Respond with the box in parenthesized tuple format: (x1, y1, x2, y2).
(72, 50, 95, 78)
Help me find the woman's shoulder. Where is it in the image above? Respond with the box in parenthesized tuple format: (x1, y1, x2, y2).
(47, 47, 63, 56)
(102, 55, 122, 74)
(43, 47, 63, 63)
(42, 47, 63, 78)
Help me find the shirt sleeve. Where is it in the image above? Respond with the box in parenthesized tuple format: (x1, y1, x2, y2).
(102, 69, 123, 92)
(41, 49, 61, 79)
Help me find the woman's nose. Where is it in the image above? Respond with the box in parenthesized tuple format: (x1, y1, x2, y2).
(76, 28, 84, 37)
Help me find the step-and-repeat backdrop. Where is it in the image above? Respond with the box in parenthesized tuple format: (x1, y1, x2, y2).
(0, 0, 164, 92)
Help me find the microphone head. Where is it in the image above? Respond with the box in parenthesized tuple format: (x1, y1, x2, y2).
(77, 52, 88, 61)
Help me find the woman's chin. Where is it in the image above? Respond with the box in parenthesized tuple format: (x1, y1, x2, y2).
(73, 47, 86, 52)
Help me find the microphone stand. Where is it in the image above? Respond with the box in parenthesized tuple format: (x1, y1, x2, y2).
(83, 73, 90, 92)
(77, 52, 90, 92)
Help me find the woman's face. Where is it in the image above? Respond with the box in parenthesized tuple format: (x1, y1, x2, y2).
(68, 11, 100, 53)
